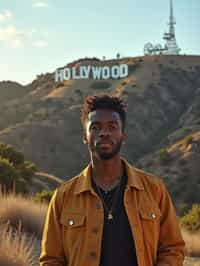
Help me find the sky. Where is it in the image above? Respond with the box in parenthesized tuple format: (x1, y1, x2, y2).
(0, 0, 200, 85)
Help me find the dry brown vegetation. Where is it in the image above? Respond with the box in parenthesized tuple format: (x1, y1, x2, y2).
(0, 192, 48, 265)
(182, 229, 200, 257)
(0, 191, 47, 238)
(0, 223, 37, 266)
(0, 192, 199, 265)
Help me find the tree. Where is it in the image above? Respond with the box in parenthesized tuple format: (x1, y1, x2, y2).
(0, 143, 24, 168)
(0, 143, 37, 193)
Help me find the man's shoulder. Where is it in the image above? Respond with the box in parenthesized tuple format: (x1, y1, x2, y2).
(131, 165, 165, 191)
(57, 174, 81, 193)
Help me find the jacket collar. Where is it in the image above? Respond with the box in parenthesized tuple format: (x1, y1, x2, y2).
(74, 157, 144, 195)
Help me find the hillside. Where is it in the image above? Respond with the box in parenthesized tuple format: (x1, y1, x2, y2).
(0, 55, 200, 207)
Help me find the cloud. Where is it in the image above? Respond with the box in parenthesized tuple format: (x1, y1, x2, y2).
(33, 40, 48, 47)
(0, 25, 25, 48)
(0, 10, 13, 23)
(32, 1, 48, 8)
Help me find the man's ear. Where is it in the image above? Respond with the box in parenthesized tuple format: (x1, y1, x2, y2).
(122, 132, 127, 144)
(83, 132, 87, 144)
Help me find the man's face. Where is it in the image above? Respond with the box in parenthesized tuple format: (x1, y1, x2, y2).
(83, 109, 126, 160)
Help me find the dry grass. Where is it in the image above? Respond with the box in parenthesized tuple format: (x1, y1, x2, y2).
(0, 223, 37, 266)
(182, 229, 200, 257)
(0, 191, 47, 239)
(1, 191, 200, 265)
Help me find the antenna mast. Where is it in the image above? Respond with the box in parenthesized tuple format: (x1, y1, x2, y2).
(144, 0, 181, 55)
(163, 0, 180, 54)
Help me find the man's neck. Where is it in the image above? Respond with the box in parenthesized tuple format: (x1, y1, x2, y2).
(91, 155, 123, 190)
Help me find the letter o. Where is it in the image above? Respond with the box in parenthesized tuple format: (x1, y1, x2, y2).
(102, 67, 110, 79)
(111, 65, 120, 79)
(63, 68, 71, 80)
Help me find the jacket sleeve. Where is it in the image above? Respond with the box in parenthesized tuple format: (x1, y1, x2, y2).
(39, 188, 67, 266)
(156, 183, 185, 266)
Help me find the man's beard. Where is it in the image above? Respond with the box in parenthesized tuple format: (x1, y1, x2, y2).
(95, 139, 123, 160)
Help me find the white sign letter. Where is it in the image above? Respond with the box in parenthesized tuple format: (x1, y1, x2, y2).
(102, 66, 110, 79)
(72, 67, 80, 79)
(120, 64, 128, 78)
(82, 65, 91, 79)
(55, 69, 64, 82)
(63, 68, 71, 80)
(111, 65, 120, 79)
(92, 67, 102, 79)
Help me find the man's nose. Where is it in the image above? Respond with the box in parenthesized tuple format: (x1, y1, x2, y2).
(99, 127, 111, 137)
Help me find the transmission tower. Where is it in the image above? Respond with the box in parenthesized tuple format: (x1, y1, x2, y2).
(144, 0, 181, 55)
(163, 0, 181, 54)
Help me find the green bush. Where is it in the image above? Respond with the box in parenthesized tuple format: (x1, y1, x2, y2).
(0, 143, 36, 193)
(33, 190, 54, 203)
(0, 157, 19, 189)
(158, 149, 172, 165)
(180, 204, 200, 232)
(91, 81, 111, 90)
(0, 157, 26, 193)
(0, 143, 24, 167)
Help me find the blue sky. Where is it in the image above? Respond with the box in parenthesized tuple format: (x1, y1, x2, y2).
(0, 0, 199, 85)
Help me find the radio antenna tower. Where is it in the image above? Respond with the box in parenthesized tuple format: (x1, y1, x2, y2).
(163, 0, 180, 54)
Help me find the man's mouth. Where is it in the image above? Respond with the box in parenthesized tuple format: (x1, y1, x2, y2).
(95, 140, 113, 148)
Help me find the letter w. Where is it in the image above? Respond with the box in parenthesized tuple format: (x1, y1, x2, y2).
(92, 67, 101, 79)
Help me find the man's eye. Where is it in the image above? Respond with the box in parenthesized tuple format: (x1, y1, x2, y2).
(109, 124, 118, 130)
(91, 125, 100, 130)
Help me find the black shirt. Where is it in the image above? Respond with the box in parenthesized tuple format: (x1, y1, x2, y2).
(92, 174, 138, 266)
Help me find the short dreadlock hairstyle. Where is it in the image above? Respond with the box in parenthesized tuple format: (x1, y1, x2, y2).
(81, 94, 127, 131)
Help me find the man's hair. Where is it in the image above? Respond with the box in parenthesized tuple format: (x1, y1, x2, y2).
(81, 94, 127, 131)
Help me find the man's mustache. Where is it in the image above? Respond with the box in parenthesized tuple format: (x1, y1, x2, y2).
(94, 138, 115, 146)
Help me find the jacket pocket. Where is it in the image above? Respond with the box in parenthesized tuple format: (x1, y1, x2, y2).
(139, 207, 161, 252)
(139, 208, 161, 221)
(60, 212, 85, 228)
(60, 212, 86, 266)
(139, 207, 161, 265)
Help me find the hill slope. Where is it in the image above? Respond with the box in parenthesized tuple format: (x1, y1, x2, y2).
(0, 55, 200, 207)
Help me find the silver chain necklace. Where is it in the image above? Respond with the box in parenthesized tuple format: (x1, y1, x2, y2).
(94, 176, 122, 220)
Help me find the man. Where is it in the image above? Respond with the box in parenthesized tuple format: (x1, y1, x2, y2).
(40, 94, 185, 266)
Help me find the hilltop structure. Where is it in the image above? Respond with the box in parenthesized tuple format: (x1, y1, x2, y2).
(144, 0, 181, 55)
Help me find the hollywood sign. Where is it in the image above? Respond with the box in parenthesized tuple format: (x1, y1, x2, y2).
(55, 64, 128, 82)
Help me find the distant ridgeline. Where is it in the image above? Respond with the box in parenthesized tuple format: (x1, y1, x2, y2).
(55, 63, 128, 82)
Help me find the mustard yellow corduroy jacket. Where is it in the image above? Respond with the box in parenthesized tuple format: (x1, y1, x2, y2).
(40, 158, 185, 266)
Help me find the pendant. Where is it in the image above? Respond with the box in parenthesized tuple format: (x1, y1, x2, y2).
(108, 212, 113, 220)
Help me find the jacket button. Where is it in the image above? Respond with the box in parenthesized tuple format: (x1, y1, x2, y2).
(68, 220, 74, 226)
(95, 203, 101, 209)
(89, 251, 97, 259)
(151, 213, 156, 219)
(92, 227, 98, 234)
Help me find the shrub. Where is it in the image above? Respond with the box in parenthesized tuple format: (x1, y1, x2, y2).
(0, 157, 22, 193)
(0, 192, 47, 238)
(179, 203, 191, 216)
(0, 143, 24, 167)
(0, 223, 37, 266)
(0, 143, 36, 193)
(183, 135, 193, 148)
(33, 189, 54, 203)
(56, 82, 64, 88)
(180, 204, 200, 232)
(158, 149, 172, 165)
(91, 81, 111, 90)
